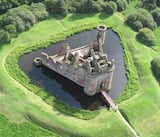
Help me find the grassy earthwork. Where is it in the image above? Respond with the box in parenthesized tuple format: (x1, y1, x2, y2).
(0, 1, 160, 136)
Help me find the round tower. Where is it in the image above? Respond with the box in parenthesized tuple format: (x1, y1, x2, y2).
(96, 24, 107, 53)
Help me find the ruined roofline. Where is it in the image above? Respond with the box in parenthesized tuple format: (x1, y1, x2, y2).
(86, 65, 115, 78)
(34, 24, 115, 96)
(40, 24, 114, 75)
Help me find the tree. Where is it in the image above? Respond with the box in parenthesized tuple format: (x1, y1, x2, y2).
(105, 1, 117, 14)
(45, 0, 57, 15)
(0, 30, 11, 44)
(157, 0, 160, 6)
(15, 6, 37, 25)
(126, 8, 157, 31)
(151, 57, 160, 81)
(113, 0, 128, 11)
(126, 0, 131, 3)
(140, 0, 157, 11)
(56, 0, 68, 16)
(2, 5, 36, 32)
(29, 0, 45, 3)
(71, 0, 102, 13)
(1, 3, 48, 44)
(85, 0, 101, 13)
(132, 21, 143, 31)
(0, 0, 45, 14)
(5, 24, 16, 34)
(136, 28, 157, 46)
(151, 8, 160, 26)
(73, 0, 88, 13)
(31, 3, 48, 21)
(0, 0, 28, 14)
(45, 0, 67, 16)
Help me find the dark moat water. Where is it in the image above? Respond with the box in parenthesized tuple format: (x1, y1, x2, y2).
(19, 29, 127, 110)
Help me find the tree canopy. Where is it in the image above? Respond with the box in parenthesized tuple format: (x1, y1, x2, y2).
(151, 57, 160, 81)
(112, 0, 128, 11)
(105, 1, 117, 14)
(136, 28, 157, 46)
(151, 8, 160, 26)
(126, 8, 157, 31)
(140, 0, 157, 11)
(0, 0, 45, 14)
(0, 3, 48, 44)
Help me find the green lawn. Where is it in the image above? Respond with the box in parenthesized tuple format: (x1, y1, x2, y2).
(0, 1, 160, 136)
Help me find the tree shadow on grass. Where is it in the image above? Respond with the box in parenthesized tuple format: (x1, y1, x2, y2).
(67, 13, 97, 21)
(55, 15, 67, 20)
(150, 66, 160, 85)
(119, 109, 134, 129)
(48, 14, 67, 20)
(0, 42, 10, 50)
(99, 12, 112, 20)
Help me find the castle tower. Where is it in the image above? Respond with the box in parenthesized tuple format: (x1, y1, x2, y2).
(96, 24, 107, 53)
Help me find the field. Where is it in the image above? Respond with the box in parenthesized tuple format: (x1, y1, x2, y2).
(0, 1, 160, 137)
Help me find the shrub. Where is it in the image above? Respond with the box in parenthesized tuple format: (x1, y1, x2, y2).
(136, 28, 157, 46)
(151, 57, 160, 81)
(151, 8, 160, 26)
(105, 1, 117, 14)
(126, 8, 157, 31)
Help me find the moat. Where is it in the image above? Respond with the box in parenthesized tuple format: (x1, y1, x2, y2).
(19, 29, 127, 110)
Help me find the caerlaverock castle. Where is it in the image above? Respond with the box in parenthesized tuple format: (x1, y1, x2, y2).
(34, 25, 115, 96)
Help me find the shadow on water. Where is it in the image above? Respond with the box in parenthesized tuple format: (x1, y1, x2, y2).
(19, 29, 127, 110)
(42, 66, 105, 110)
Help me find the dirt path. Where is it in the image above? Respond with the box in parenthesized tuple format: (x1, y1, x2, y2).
(117, 110, 139, 137)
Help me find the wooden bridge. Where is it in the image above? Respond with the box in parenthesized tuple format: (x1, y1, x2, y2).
(101, 90, 118, 111)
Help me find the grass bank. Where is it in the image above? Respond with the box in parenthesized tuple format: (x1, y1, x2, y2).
(0, 113, 58, 137)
